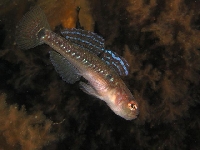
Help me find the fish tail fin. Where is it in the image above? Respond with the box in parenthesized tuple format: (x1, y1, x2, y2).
(15, 6, 50, 49)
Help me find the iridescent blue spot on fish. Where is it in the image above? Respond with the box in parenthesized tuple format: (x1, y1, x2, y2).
(101, 50, 129, 76)
(61, 28, 105, 54)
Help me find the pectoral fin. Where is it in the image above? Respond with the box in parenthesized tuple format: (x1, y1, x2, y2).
(79, 82, 102, 99)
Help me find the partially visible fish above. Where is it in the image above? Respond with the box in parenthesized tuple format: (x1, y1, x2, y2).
(15, 6, 139, 120)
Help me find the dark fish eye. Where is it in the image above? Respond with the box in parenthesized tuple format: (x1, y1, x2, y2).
(128, 101, 137, 111)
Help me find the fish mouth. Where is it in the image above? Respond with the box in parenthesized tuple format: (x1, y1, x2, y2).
(125, 107, 139, 120)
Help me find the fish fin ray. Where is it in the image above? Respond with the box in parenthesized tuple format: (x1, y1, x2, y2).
(49, 51, 81, 84)
(15, 6, 50, 49)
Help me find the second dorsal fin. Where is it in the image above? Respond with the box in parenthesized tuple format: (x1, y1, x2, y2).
(61, 28, 129, 76)
(61, 28, 104, 55)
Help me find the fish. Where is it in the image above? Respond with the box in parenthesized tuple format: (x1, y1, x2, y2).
(15, 6, 139, 120)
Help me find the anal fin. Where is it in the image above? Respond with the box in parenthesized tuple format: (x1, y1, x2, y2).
(49, 51, 81, 84)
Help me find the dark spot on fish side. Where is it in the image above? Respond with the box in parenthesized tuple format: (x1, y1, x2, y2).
(106, 74, 113, 81)
(37, 28, 46, 39)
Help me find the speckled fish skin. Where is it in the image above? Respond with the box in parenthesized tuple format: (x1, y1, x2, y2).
(15, 6, 139, 120)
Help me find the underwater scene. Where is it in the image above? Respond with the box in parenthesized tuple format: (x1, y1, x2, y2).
(0, 0, 200, 149)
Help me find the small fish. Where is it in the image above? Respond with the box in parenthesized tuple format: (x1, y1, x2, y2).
(15, 6, 139, 120)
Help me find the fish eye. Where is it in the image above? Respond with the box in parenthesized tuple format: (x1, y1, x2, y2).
(128, 101, 137, 111)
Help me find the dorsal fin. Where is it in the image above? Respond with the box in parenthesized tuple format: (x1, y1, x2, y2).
(49, 51, 81, 84)
(61, 28, 104, 55)
(100, 50, 129, 76)
(61, 28, 129, 76)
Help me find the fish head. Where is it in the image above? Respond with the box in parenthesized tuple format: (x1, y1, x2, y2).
(106, 87, 139, 120)
(120, 99, 139, 120)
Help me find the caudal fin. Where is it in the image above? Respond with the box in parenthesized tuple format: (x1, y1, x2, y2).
(15, 6, 50, 49)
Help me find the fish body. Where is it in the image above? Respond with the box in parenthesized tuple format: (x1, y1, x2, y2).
(15, 6, 139, 120)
